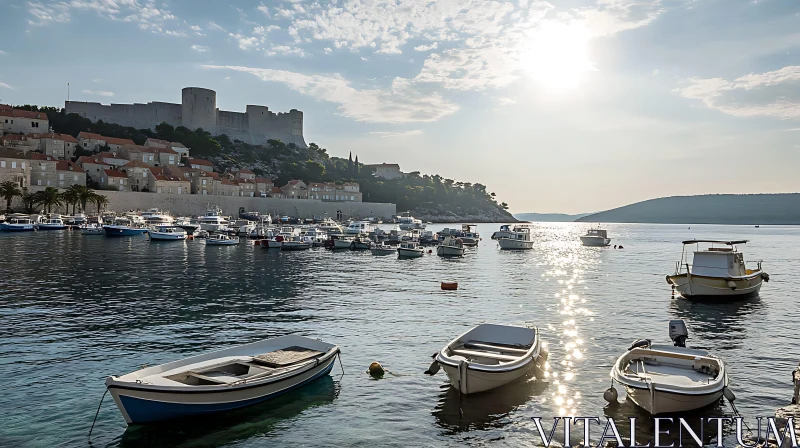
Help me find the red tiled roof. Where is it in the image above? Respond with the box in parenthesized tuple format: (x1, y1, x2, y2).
(0, 148, 26, 159)
(123, 144, 156, 153)
(77, 132, 104, 140)
(208, 172, 220, 179)
(221, 179, 238, 186)
(56, 161, 85, 173)
(271, 187, 283, 193)
(145, 138, 170, 145)
(188, 158, 213, 166)
(26, 132, 77, 143)
(104, 169, 126, 178)
(28, 152, 56, 161)
(0, 108, 48, 120)
(153, 174, 185, 182)
(237, 168, 254, 174)
(1, 134, 28, 142)
(98, 151, 127, 160)
(156, 147, 178, 155)
(254, 177, 272, 183)
(120, 160, 150, 169)
(105, 136, 135, 146)
(287, 179, 303, 185)
(149, 167, 166, 176)
(78, 156, 109, 166)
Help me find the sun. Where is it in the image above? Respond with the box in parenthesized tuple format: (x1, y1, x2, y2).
(522, 22, 595, 93)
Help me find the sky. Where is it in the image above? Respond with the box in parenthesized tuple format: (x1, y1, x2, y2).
(0, 0, 798, 214)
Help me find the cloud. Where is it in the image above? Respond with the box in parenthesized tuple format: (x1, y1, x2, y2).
(164, 30, 185, 37)
(414, 42, 438, 52)
(678, 66, 800, 119)
(229, 33, 262, 50)
(92, 78, 103, 83)
(370, 130, 424, 137)
(27, 0, 181, 35)
(253, 25, 280, 35)
(27, 1, 71, 25)
(0, 81, 17, 90)
(265, 45, 307, 57)
(497, 97, 516, 105)
(191, 44, 209, 53)
(202, 65, 459, 124)
(207, 21, 226, 32)
(0, 49, 6, 55)
(652, 69, 660, 76)
(82, 89, 114, 97)
(324, 47, 333, 54)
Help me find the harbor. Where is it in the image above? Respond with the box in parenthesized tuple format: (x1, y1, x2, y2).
(0, 222, 797, 447)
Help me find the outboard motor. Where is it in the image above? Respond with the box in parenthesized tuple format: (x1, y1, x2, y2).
(669, 319, 688, 347)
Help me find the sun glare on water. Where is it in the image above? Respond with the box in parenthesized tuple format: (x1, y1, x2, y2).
(522, 22, 595, 93)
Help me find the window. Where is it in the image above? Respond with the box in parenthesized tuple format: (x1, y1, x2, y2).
(41, 164, 46, 171)
(37, 180, 42, 186)
(74, 175, 78, 181)
(46, 180, 51, 186)
(11, 161, 16, 168)
(21, 162, 25, 169)
(0, 161, 5, 167)
(59, 173, 65, 180)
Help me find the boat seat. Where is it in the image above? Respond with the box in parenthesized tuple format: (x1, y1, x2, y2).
(465, 341, 529, 355)
(450, 349, 519, 362)
(252, 346, 325, 368)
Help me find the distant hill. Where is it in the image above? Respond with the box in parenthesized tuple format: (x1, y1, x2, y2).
(514, 212, 591, 222)
(576, 194, 800, 225)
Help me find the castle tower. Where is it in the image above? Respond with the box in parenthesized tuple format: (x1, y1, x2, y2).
(181, 87, 217, 132)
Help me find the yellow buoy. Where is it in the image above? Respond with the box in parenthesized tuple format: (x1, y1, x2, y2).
(368, 361, 385, 377)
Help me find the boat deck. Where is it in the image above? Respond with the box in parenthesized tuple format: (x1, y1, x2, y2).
(625, 362, 715, 387)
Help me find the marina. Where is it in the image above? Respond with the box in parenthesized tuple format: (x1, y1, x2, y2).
(0, 222, 797, 447)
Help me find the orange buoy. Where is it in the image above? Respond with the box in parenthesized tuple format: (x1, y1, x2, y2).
(441, 281, 458, 291)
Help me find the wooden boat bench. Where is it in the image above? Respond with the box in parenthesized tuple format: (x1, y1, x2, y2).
(252, 346, 325, 368)
(465, 341, 529, 355)
(450, 349, 519, 362)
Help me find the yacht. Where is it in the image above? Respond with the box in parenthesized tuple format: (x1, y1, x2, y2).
(666, 239, 768, 299)
(232, 219, 257, 237)
(198, 207, 229, 231)
(397, 212, 424, 230)
(64, 213, 87, 228)
(36, 214, 67, 230)
(580, 227, 611, 246)
(141, 208, 175, 226)
(317, 217, 341, 233)
(497, 226, 533, 250)
(0, 214, 36, 231)
(344, 221, 375, 235)
(492, 224, 531, 240)
(302, 227, 329, 247)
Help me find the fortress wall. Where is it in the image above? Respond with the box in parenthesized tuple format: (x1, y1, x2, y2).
(216, 110, 248, 132)
(247, 106, 306, 147)
(96, 191, 396, 220)
(66, 101, 181, 129)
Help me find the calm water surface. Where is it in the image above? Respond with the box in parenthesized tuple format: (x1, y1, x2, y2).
(0, 223, 798, 447)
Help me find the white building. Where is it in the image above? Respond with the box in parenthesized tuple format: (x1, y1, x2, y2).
(0, 105, 49, 136)
(365, 163, 403, 179)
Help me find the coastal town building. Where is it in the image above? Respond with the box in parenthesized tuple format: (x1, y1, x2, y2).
(65, 87, 307, 147)
(56, 161, 86, 188)
(119, 160, 152, 192)
(238, 178, 256, 197)
(155, 148, 179, 166)
(218, 179, 241, 197)
(255, 178, 274, 196)
(77, 156, 112, 181)
(232, 169, 256, 180)
(0, 134, 39, 153)
(121, 145, 157, 166)
(269, 187, 286, 199)
(188, 158, 214, 172)
(365, 163, 403, 179)
(148, 167, 190, 194)
(99, 169, 128, 191)
(28, 133, 78, 159)
(307, 182, 362, 202)
(28, 153, 58, 187)
(98, 151, 129, 168)
(0, 149, 30, 186)
(77, 132, 135, 152)
(0, 105, 49, 136)
(281, 180, 308, 200)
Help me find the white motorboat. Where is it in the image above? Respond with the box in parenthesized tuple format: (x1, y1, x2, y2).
(351, 236, 371, 250)
(193, 229, 210, 239)
(580, 227, 611, 246)
(609, 320, 728, 415)
(425, 323, 547, 395)
(198, 207, 229, 231)
(317, 217, 343, 234)
(141, 208, 175, 226)
(491, 224, 530, 240)
(36, 214, 67, 230)
(103, 217, 148, 237)
(497, 226, 533, 250)
(437, 235, 465, 257)
(397, 211, 424, 230)
(458, 224, 480, 246)
(147, 225, 187, 241)
(0, 214, 36, 231)
(281, 235, 312, 251)
(344, 221, 375, 235)
(666, 239, 768, 299)
(80, 224, 104, 235)
(106, 335, 340, 424)
(302, 227, 329, 247)
(332, 236, 355, 250)
(232, 219, 257, 237)
(397, 241, 425, 258)
(205, 234, 239, 246)
(370, 243, 396, 256)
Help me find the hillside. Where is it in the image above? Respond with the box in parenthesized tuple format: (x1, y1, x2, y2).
(576, 194, 800, 224)
(514, 212, 590, 222)
(14, 105, 514, 222)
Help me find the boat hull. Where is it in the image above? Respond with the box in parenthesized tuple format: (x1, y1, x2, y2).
(622, 384, 723, 415)
(497, 238, 533, 250)
(397, 248, 424, 258)
(36, 224, 67, 230)
(103, 226, 148, 237)
(370, 248, 395, 256)
(148, 233, 187, 241)
(0, 224, 36, 231)
(108, 356, 336, 425)
(281, 242, 311, 251)
(666, 273, 763, 299)
(580, 236, 611, 246)
(206, 240, 238, 246)
(81, 228, 104, 235)
(332, 239, 352, 249)
(437, 246, 465, 257)
(439, 360, 537, 394)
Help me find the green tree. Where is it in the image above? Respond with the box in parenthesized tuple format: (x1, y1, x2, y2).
(0, 181, 22, 213)
(305, 160, 325, 182)
(77, 186, 94, 212)
(20, 188, 38, 214)
(35, 187, 63, 213)
(62, 185, 82, 215)
(91, 193, 109, 214)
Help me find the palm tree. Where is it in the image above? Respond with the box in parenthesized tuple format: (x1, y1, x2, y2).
(77, 186, 94, 213)
(62, 185, 82, 215)
(91, 193, 109, 215)
(21, 188, 38, 214)
(35, 187, 63, 214)
(0, 181, 22, 213)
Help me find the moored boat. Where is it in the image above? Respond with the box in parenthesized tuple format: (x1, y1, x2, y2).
(0, 214, 36, 231)
(105, 335, 340, 424)
(437, 235, 465, 257)
(397, 211, 424, 230)
(370, 242, 396, 255)
(580, 227, 611, 246)
(397, 241, 425, 258)
(280, 235, 312, 251)
(80, 224, 104, 235)
(425, 323, 547, 394)
(497, 226, 533, 250)
(205, 234, 239, 246)
(331, 236, 355, 250)
(665, 239, 768, 299)
(103, 218, 148, 237)
(198, 207, 229, 231)
(147, 225, 188, 241)
(609, 320, 728, 415)
(36, 214, 67, 230)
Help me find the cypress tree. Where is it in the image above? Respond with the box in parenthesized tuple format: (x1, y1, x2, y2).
(354, 155, 359, 177)
(348, 152, 353, 176)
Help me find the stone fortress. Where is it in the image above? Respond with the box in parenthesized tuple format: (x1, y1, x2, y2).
(65, 87, 306, 147)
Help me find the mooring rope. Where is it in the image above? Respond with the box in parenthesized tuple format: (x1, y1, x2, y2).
(87, 388, 109, 443)
(336, 351, 345, 376)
